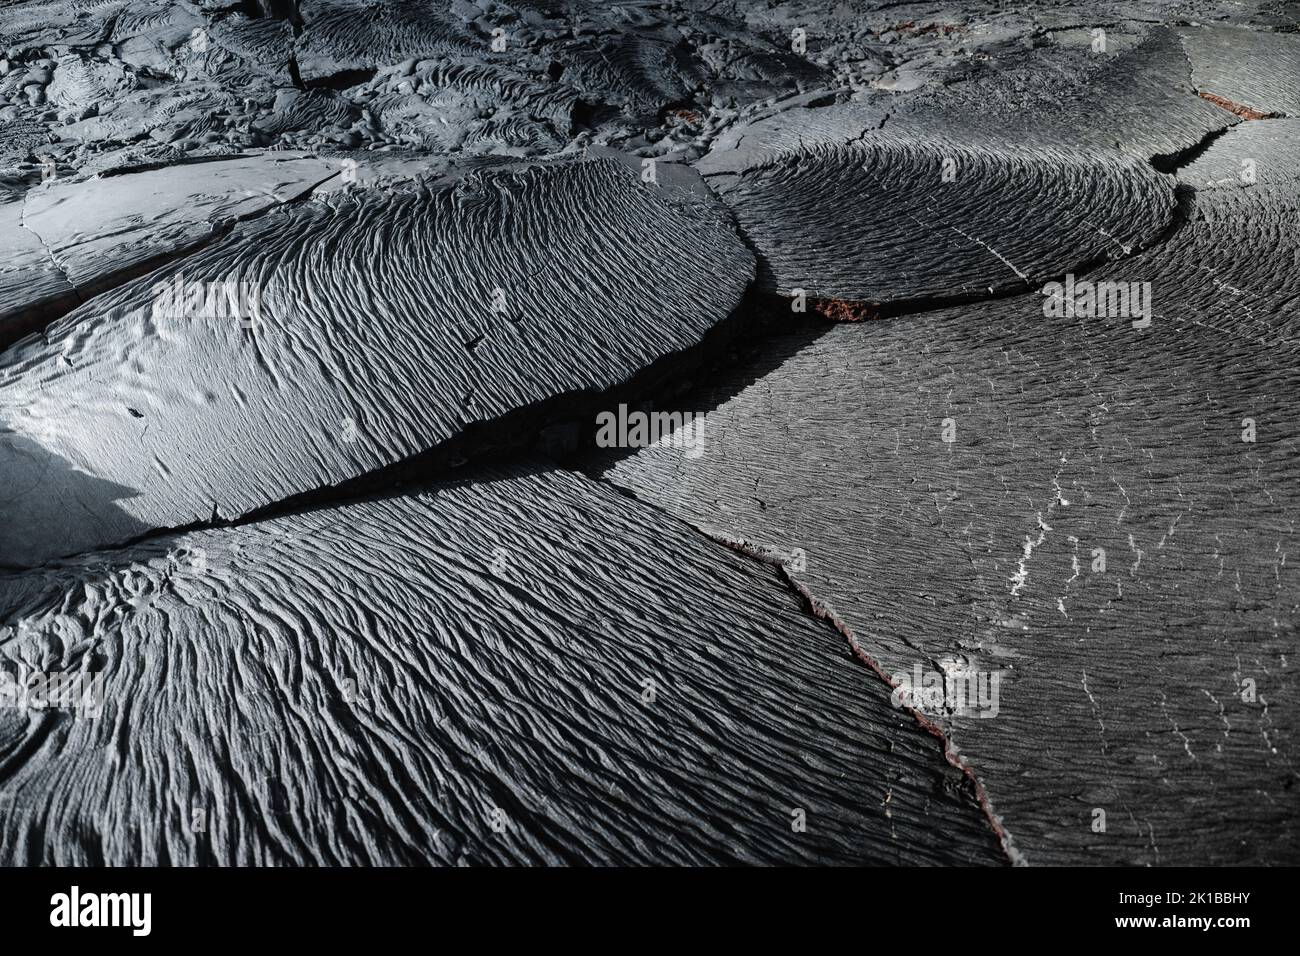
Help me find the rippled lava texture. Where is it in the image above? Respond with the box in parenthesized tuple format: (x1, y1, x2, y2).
(0, 0, 1297, 866)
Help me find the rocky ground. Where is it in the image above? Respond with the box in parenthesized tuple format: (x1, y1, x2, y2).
(0, 0, 1297, 865)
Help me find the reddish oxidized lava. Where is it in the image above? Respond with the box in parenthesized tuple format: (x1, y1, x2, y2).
(810, 297, 882, 323)
(1198, 91, 1276, 120)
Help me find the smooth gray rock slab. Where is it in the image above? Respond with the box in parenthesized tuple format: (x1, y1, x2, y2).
(0, 155, 753, 569)
(596, 134, 1300, 862)
(699, 105, 1176, 302)
(0, 200, 77, 345)
(599, 312, 1300, 865)
(0, 464, 1004, 866)
(889, 26, 1235, 162)
(694, 26, 1235, 304)
(0, 152, 338, 345)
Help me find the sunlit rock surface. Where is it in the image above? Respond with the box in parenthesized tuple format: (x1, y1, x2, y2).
(1, 152, 338, 345)
(0, 155, 752, 568)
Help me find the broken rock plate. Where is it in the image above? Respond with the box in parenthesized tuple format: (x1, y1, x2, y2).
(0, 153, 753, 569)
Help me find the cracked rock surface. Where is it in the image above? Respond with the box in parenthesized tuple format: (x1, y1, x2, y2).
(597, 112, 1300, 866)
(0, 464, 1003, 865)
(0, 154, 752, 568)
(1, 151, 338, 345)
(0, 0, 1297, 866)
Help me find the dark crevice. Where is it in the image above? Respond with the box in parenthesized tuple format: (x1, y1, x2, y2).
(570, 99, 616, 133)
(242, 0, 302, 26)
(1145, 181, 1199, 248)
(0, 288, 762, 574)
(756, 239, 1145, 328)
(302, 66, 377, 91)
(1150, 120, 1234, 174)
(96, 153, 270, 178)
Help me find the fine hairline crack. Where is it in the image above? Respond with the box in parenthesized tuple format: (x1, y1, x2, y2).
(7, 159, 341, 349)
